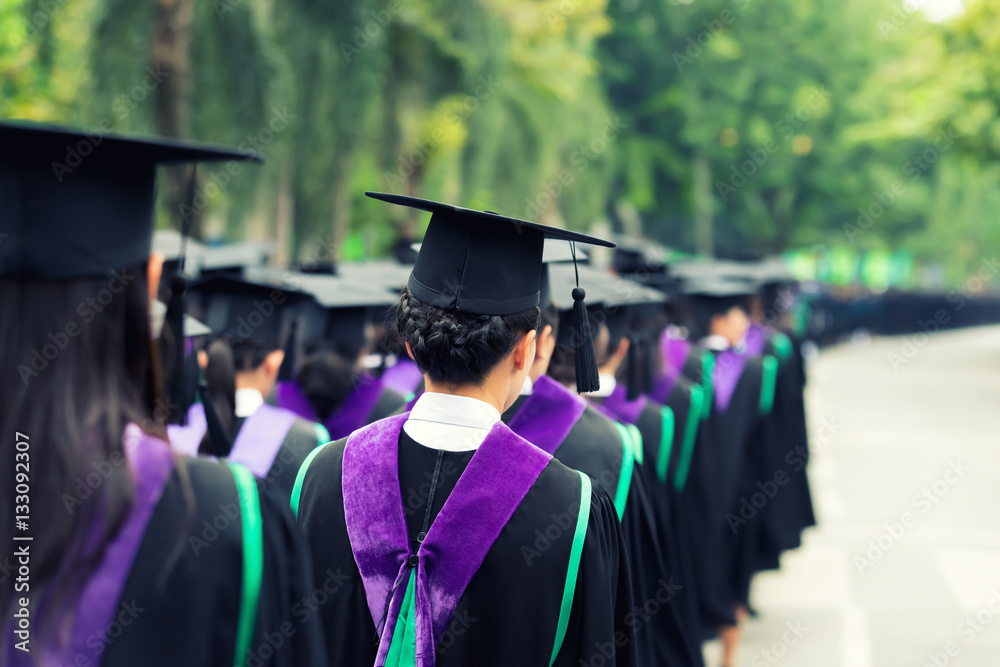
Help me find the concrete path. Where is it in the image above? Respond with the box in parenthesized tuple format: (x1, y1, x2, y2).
(707, 325, 1000, 667)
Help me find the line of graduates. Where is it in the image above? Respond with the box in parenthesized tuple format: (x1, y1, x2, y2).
(1, 122, 812, 667)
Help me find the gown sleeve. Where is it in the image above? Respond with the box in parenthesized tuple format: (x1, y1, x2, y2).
(253, 485, 329, 666)
(553, 484, 638, 667)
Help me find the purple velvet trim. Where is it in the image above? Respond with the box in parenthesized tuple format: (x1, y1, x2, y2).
(380, 359, 424, 396)
(9, 427, 175, 667)
(713, 349, 747, 413)
(742, 323, 767, 357)
(275, 380, 320, 423)
(507, 375, 587, 455)
(342, 414, 552, 667)
(601, 384, 648, 425)
(229, 403, 299, 477)
(651, 335, 691, 403)
(167, 403, 207, 456)
(325, 374, 387, 441)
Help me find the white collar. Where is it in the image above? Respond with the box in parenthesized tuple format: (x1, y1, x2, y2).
(519, 376, 534, 396)
(234, 387, 265, 418)
(702, 335, 731, 352)
(403, 392, 501, 452)
(583, 373, 617, 398)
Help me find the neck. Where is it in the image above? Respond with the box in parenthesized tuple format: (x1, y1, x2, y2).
(423, 377, 508, 415)
(235, 373, 273, 396)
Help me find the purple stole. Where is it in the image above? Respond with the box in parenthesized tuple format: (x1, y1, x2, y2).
(166, 403, 298, 476)
(742, 323, 768, 357)
(343, 414, 551, 666)
(600, 384, 648, 425)
(380, 358, 424, 397)
(6, 426, 175, 666)
(652, 334, 692, 404)
(712, 349, 747, 413)
(278, 375, 387, 441)
(167, 403, 208, 455)
(507, 375, 588, 455)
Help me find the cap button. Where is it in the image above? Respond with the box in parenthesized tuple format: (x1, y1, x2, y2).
(407, 554, 419, 567)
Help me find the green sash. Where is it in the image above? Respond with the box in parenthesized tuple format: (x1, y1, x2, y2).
(228, 462, 263, 667)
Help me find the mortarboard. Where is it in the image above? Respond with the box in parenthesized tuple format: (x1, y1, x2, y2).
(366, 192, 614, 392)
(0, 120, 261, 279)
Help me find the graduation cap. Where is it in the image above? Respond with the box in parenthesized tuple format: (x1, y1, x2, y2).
(151, 299, 212, 338)
(365, 192, 614, 392)
(682, 275, 756, 338)
(0, 120, 260, 279)
(288, 272, 398, 363)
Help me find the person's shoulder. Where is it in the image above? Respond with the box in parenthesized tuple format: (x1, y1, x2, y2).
(576, 404, 621, 441)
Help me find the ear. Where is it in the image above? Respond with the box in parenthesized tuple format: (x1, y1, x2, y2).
(404, 341, 416, 361)
(147, 251, 165, 305)
(512, 329, 537, 371)
(197, 349, 209, 369)
(263, 349, 285, 377)
(537, 325, 555, 360)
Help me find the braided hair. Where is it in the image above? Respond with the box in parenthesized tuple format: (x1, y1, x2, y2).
(395, 287, 540, 387)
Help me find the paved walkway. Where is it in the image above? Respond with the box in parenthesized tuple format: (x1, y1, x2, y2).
(707, 325, 1000, 667)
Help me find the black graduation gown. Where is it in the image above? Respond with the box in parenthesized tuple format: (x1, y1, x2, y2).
(503, 398, 699, 667)
(683, 353, 771, 635)
(752, 331, 816, 568)
(230, 414, 328, 501)
(296, 429, 638, 667)
(104, 455, 326, 667)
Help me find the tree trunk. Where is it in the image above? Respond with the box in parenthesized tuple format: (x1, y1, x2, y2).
(151, 0, 197, 236)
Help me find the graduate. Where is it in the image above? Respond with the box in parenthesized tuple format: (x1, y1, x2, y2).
(167, 273, 331, 499)
(680, 276, 778, 667)
(0, 121, 325, 666)
(293, 193, 637, 667)
(738, 263, 816, 571)
(515, 255, 701, 667)
(273, 271, 408, 439)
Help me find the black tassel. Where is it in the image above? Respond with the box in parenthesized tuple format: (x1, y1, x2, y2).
(572, 287, 600, 393)
(163, 273, 188, 425)
(198, 382, 233, 458)
(569, 240, 600, 393)
(277, 318, 299, 382)
(626, 333, 641, 401)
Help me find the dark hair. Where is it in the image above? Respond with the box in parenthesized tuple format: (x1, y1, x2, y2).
(296, 345, 357, 421)
(199, 338, 275, 454)
(538, 303, 559, 338)
(395, 287, 540, 386)
(0, 263, 182, 644)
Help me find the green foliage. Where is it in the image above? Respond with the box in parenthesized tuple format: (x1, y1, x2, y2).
(1, 0, 998, 283)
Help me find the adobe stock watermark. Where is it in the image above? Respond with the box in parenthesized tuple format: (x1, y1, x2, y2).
(17, 268, 137, 385)
(749, 620, 809, 666)
(877, 0, 927, 39)
(854, 459, 969, 574)
(49, 67, 171, 183)
(339, 1, 404, 63)
(672, 0, 751, 72)
(886, 255, 1000, 371)
(242, 566, 353, 666)
(844, 126, 959, 244)
(917, 589, 1000, 667)
(383, 75, 502, 188)
(5, 0, 71, 48)
(179, 106, 296, 223)
(522, 116, 628, 218)
(715, 86, 831, 202)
